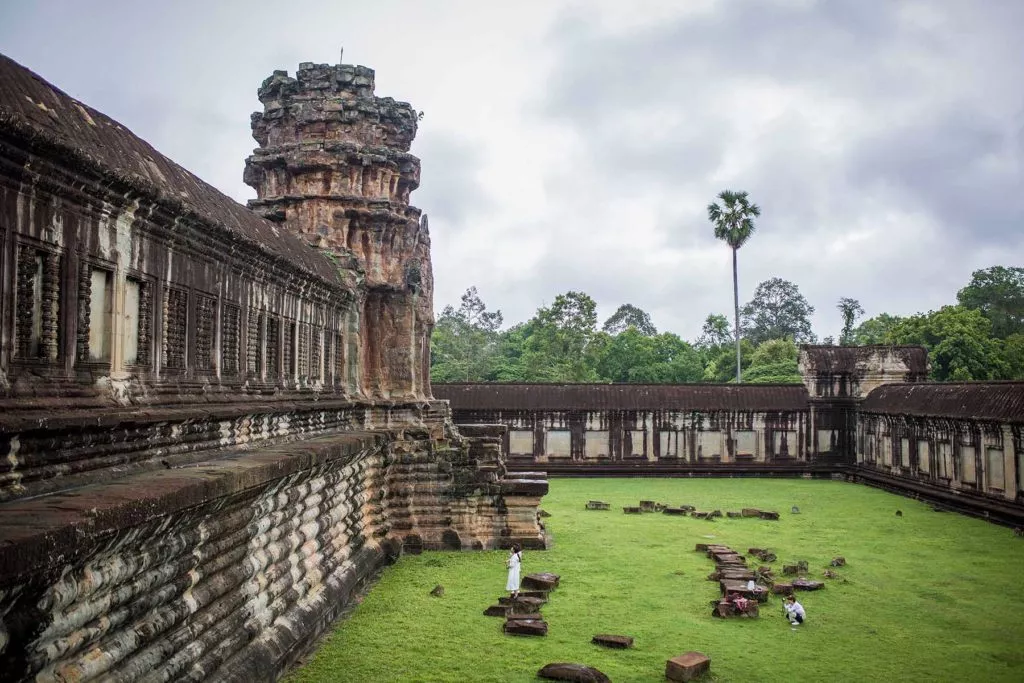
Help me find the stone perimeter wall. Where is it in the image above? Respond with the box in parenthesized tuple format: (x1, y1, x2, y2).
(437, 352, 1024, 523)
(0, 55, 547, 683)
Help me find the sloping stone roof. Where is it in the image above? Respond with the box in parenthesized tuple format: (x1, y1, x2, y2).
(800, 345, 929, 375)
(0, 53, 345, 286)
(433, 383, 810, 412)
(862, 382, 1024, 422)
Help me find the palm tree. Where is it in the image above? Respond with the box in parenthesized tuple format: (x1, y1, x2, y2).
(708, 190, 760, 383)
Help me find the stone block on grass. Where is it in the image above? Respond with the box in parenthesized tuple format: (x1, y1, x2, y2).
(523, 572, 560, 590)
(504, 618, 548, 636)
(538, 663, 611, 682)
(772, 582, 794, 595)
(483, 605, 509, 617)
(758, 510, 780, 520)
(792, 579, 824, 591)
(741, 508, 762, 517)
(664, 507, 689, 515)
(623, 506, 642, 514)
(666, 651, 711, 681)
(586, 501, 610, 510)
(498, 595, 545, 612)
(640, 500, 657, 512)
(592, 634, 634, 649)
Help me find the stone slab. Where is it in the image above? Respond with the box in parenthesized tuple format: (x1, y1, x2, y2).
(666, 652, 711, 682)
(504, 618, 548, 636)
(523, 572, 560, 591)
(483, 605, 509, 617)
(592, 634, 634, 649)
(538, 663, 611, 682)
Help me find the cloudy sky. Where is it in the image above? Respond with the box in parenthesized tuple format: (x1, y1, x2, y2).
(2, 0, 1021, 340)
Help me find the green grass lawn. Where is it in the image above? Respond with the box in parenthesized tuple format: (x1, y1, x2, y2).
(286, 478, 1024, 683)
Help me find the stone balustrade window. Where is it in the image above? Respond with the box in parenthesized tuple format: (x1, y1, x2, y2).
(222, 303, 240, 375)
(246, 310, 263, 376)
(283, 320, 296, 380)
(266, 316, 280, 378)
(76, 264, 113, 363)
(194, 295, 216, 371)
(311, 325, 323, 380)
(163, 287, 188, 370)
(14, 244, 60, 360)
(298, 322, 310, 379)
(334, 331, 345, 384)
(123, 277, 152, 367)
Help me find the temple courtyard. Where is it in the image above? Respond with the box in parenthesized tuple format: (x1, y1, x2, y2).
(288, 478, 1024, 683)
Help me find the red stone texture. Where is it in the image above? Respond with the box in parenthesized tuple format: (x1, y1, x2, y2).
(666, 652, 711, 682)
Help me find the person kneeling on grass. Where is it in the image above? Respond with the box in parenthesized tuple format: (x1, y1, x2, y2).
(784, 595, 806, 626)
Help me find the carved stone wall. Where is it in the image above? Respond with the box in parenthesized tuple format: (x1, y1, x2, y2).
(0, 53, 546, 683)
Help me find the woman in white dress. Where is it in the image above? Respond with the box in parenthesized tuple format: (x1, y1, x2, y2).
(506, 544, 523, 599)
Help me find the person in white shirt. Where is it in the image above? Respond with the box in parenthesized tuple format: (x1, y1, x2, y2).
(784, 595, 806, 625)
(505, 544, 523, 599)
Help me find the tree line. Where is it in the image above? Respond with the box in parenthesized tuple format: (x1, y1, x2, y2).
(430, 265, 1024, 385)
(431, 190, 1023, 384)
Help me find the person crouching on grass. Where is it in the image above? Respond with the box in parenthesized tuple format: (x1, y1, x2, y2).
(784, 595, 806, 627)
(506, 544, 522, 599)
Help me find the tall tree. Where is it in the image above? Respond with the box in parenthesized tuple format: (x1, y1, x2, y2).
(708, 190, 760, 383)
(696, 313, 732, 350)
(852, 313, 903, 345)
(740, 277, 816, 344)
(885, 305, 1007, 380)
(743, 338, 802, 383)
(602, 303, 657, 336)
(956, 266, 1024, 339)
(521, 291, 600, 382)
(429, 286, 503, 381)
(837, 297, 865, 345)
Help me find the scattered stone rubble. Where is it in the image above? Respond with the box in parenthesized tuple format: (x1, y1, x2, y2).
(485, 572, 561, 637)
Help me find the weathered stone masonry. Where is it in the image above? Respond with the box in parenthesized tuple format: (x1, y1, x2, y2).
(0, 55, 546, 682)
(436, 347, 1024, 524)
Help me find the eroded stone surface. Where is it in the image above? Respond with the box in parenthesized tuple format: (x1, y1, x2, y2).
(592, 634, 634, 649)
(504, 618, 548, 636)
(523, 573, 561, 591)
(538, 663, 611, 682)
(666, 652, 711, 682)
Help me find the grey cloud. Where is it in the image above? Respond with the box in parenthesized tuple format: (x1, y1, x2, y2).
(414, 131, 495, 232)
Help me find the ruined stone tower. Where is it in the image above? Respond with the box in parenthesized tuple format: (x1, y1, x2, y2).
(244, 62, 432, 400)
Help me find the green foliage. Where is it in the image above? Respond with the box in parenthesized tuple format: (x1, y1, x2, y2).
(956, 265, 1024, 339)
(853, 313, 904, 345)
(602, 303, 657, 336)
(429, 287, 503, 381)
(741, 277, 816, 344)
(593, 329, 703, 383)
(837, 297, 864, 345)
(696, 313, 732, 350)
(885, 305, 1007, 380)
(290, 479, 1024, 683)
(703, 339, 755, 382)
(999, 333, 1024, 379)
(708, 189, 760, 250)
(743, 338, 802, 383)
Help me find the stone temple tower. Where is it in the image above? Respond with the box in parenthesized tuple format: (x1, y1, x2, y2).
(244, 61, 432, 400)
